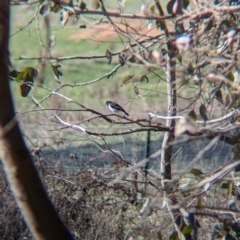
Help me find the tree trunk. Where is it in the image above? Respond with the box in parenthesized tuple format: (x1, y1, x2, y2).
(160, 41, 177, 181)
(0, 2, 73, 239)
(160, 41, 193, 239)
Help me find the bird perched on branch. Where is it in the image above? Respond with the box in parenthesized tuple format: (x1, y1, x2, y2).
(106, 101, 129, 116)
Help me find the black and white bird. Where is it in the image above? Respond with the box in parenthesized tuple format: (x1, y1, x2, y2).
(106, 101, 129, 116)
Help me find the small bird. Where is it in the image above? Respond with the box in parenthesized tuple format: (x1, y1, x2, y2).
(106, 101, 129, 116)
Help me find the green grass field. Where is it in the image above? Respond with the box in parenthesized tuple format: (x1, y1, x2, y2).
(9, 2, 222, 125)
(9, 3, 169, 123)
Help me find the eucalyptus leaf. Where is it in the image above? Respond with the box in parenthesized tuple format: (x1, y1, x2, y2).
(20, 75, 34, 97)
(183, 0, 190, 9)
(91, 0, 100, 9)
(204, 19, 214, 32)
(167, 0, 174, 15)
(169, 231, 179, 240)
(79, 0, 87, 10)
(188, 109, 197, 120)
(119, 51, 128, 66)
(224, 233, 237, 240)
(134, 86, 139, 95)
(199, 103, 208, 121)
(190, 168, 203, 176)
(121, 75, 134, 86)
(181, 225, 193, 235)
(140, 75, 149, 83)
(60, 9, 69, 26)
(232, 143, 240, 159)
(157, 230, 163, 240)
(9, 70, 19, 80)
(50, 2, 61, 13)
(51, 65, 63, 83)
(106, 49, 112, 64)
(187, 63, 195, 75)
(231, 221, 240, 235)
(223, 218, 233, 232)
(215, 89, 223, 103)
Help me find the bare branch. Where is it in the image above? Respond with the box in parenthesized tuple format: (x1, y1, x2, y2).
(50, 115, 86, 132)
(149, 110, 237, 125)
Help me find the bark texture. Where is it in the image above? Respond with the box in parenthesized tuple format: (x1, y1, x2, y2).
(0, 2, 73, 239)
(160, 41, 177, 181)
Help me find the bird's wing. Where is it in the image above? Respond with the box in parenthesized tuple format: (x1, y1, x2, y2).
(113, 103, 125, 111)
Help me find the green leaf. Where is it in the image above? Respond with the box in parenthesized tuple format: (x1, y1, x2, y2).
(181, 225, 193, 235)
(15, 67, 38, 82)
(16, 71, 27, 81)
(169, 231, 179, 240)
(226, 71, 235, 82)
(121, 75, 134, 86)
(157, 230, 163, 240)
(190, 168, 203, 176)
(150, 5, 155, 14)
(24, 67, 38, 78)
(11, 67, 37, 97)
(196, 196, 204, 208)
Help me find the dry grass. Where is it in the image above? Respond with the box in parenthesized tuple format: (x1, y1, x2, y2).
(0, 164, 165, 239)
(0, 159, 238, 240)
